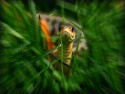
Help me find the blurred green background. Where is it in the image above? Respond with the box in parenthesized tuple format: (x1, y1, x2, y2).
(0, 0, 125, 94)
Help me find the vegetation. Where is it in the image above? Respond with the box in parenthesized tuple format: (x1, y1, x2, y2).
(0, 0, 124, 94)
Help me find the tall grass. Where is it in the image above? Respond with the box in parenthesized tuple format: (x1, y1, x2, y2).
(0, 0, 124, 94)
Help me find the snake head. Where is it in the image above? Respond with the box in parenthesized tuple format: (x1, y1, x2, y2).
(58, 25, 75, 45)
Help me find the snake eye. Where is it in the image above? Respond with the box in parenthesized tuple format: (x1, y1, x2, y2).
(70, 27, 74, 32)
(59, 25, 64, 32)
(68, 26, 74, 32)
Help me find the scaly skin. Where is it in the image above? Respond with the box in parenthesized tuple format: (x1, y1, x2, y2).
(58, 25, 75, 65)
(55, 25, 75, 76)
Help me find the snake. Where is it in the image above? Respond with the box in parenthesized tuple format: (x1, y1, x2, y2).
(54, 25, 75, 76)
(38, 13, 87, 76)
(58, 25, 75, 65)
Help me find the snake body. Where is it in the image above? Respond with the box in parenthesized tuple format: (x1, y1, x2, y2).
(54, 25, 75, 76)
(58, 25, 75, 65)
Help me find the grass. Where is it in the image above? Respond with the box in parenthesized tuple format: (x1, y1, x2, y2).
(0, 0, 125, 94)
